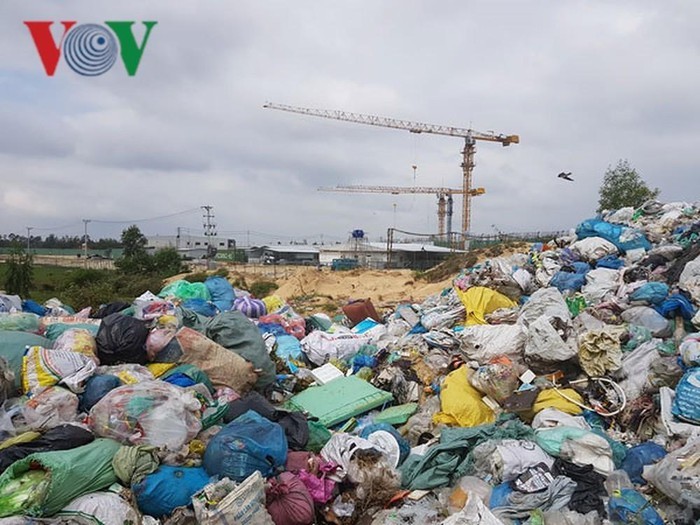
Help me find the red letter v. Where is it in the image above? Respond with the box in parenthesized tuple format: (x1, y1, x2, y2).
(24, 21, 76, 76)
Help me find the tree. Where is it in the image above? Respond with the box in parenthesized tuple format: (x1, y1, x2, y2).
(597, 159, 659, 213)
(116, 225, 152, 274)
(3, 244, 34, 297)
(152, 247, 186, 276)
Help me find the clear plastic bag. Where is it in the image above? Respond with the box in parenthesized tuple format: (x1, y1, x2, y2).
(89, 381, 202, 451)
(469, 356, 521, 403)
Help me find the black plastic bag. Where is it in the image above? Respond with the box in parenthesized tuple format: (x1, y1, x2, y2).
(91, 301, 130, 319)
(0, 424, 94, 474)
(95, 313, 148, 365)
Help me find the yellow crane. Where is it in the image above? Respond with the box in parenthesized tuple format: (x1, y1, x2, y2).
(263, 102, 518, 238)
(318, 184, 485, 239)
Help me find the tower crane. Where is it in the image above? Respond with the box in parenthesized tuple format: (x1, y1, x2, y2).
(263, 102, 518, 238)
(318, 185, 485, 239)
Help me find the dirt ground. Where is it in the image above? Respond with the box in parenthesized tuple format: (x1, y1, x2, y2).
(215, 265, 453, 315)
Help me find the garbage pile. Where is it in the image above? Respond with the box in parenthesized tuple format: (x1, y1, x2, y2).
(0, 199, 700, 524)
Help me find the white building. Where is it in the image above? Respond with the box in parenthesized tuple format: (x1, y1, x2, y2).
(319, 242, 459, 269)
(147, 234, 235, 258)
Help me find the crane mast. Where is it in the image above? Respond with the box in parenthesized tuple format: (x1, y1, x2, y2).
(264, 102, 518, 239)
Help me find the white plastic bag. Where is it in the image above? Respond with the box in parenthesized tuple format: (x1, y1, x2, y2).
(517, 288, 572, 329)
(643, 438, 700, 509)
(193, 473, 274, 525)
(441, 492, 505, 525)
(458, 324, 526, 363)
(581, 268, 620, 304)
(570, 237, 618, 261)
(301, 331, 372, 365)
(621, 306, 672, 338)
(524, 316, 577, 364)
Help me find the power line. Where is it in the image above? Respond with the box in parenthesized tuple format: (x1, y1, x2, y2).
(90, 208, 201, 224)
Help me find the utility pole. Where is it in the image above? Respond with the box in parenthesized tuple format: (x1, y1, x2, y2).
(82, 219, 91, 267)
(201, 205, 216, 268)
(26, 227, 33, 253)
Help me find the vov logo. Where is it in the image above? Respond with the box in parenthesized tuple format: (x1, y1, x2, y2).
(25, 21, 157, 76)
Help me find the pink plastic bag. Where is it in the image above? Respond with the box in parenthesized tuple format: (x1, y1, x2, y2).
(297, 461, 338, 504)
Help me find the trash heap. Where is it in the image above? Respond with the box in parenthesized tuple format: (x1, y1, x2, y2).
(0, 199, 700, 524)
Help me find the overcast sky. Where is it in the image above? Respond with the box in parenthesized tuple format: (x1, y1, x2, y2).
(1, 1, 698, 246)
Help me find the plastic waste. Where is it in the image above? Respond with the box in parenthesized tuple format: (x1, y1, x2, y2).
(203, 410, 288, 481)
(89, 381, 202, 450)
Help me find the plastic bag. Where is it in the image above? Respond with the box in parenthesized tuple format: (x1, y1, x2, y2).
(298, 460, 338, 504)
(672, 368, 700, 424)
(193, 472, 274, 525)
(145, 327, 177, 360)
(680, 333, 700, 367)
(203, 410, 288, 481)
(159, 280, 212, 301)
(52, 328, 98, 361)
(233, 296, 267, 319)
(608, 489, 663, 525)
(621, 307, 671, 338)
(569, 237, 618, 261)
(89, 381, 202, 451)
(57, 489, 141, 525)
(469, 356, 521, 403)
(133, 465, 210, 518)
(433, 367, 495, 428)
(458, 324, 527, 363)
(95, 313, 148, 366)
(265, 472, 315, 525)
(22, 346, 97, 394)
(22, 386, 79, 430)
(447, 475, 492, 514)
(621, 442, 666, 485)
(643, 438, 700, 508)
(0, 313, 39, 333)
(205, 276, 236, 312)
(300, 331, 372, 366)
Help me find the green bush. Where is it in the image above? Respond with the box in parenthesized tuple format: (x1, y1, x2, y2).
(249, 280, 278, 298)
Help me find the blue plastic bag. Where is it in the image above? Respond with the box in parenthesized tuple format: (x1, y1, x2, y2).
(275, 334, 302, 361)
(596, 255, 625, 269)
(182, 298, 219, 317)
(549, 271, 586, 292)
(608, 488, 663, 525)
(133, 466, 210, 518)
(489, 482, 513, 509)
(630, 283, 669, 306)
(656, 294, 696, 320)
(205, 276, 235, 312)
(21, 300, 47, 316)
(79, 374, 122, 412)
(203, 409, 288, 481)
(576, 218, 652, 253)
(621, 442, 667, 485)
(672, 368, 700, 424)
(571, 261, 591, 274)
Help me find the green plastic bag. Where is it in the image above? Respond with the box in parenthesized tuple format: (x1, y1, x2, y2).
(0, 470, 50, 517)
(159, 280, 211, 301)
(0, 438, 121, 517)
(306, 420, 332, 453)
(0, 313, 39, 333)
(565, 295, 587, 318)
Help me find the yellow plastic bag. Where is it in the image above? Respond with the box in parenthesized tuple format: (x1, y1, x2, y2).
(527, 388, 584, 419)
(262, 295, 285, 315)
(433, 366, 495, 427)
(455, 287, 517, 325)
(146, 362, 177, 378)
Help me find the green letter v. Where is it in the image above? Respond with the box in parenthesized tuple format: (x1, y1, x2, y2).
(105, 21, 157, 76)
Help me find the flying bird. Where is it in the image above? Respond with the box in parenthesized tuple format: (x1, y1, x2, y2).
(558, 172, 574, 181)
